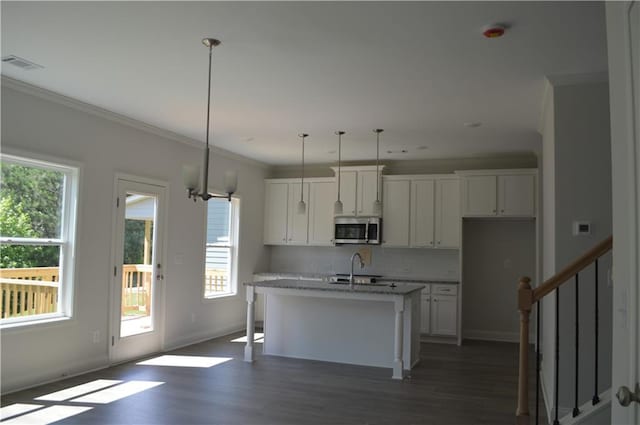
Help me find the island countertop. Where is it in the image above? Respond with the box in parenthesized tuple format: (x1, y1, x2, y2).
(244, 278, 425, 296)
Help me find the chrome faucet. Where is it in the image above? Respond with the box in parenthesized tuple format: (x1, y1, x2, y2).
(349, 252, 365, 289)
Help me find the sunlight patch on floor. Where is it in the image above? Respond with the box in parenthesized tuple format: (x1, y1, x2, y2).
(1, 405, 92, 425)
(230, 333, 264, 343)
(0, 404, 43, 421)
(35, 379, 122, 401)
(70, 381, 164, 404)
(136, 355, 233, 368)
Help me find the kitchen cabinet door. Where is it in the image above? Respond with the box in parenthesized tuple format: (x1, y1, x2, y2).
(421, 294, 431, 334)
(498, 174, 536, 217)
(287, 182, 310, 245)
(430, 295, 457, 336)
(338, 171, 357, 216)
(382, 179, 410, 246)
(411, 179, 435, 247)
(435, 179, 460, 248)
(358, 170, 380, 216)
(462, 175, 497, 216)
(308, 181, 336, 246)
(263, 182, 289, 245)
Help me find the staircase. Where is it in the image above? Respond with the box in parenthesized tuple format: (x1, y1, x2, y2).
(516, 236, 613, 425)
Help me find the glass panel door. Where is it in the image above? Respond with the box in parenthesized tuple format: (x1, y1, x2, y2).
(120, 192, 156, 337)
(111, 178, 165, 364)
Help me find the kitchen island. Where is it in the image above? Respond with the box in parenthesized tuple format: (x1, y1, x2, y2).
(243, 279, 424, 379)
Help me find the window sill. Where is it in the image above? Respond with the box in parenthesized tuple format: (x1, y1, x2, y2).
(203, 292, 237, 301)
(0, 314, 72, 332)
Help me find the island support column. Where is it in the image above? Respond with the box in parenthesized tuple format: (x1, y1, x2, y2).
(244, 285, 256, 362)
(393, 296, 405, 379)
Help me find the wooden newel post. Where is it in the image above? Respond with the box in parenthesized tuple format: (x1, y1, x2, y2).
(516, 276, 533, 425)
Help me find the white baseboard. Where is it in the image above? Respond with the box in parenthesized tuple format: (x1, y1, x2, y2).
(463, 329, 531, 343)
(163, 322, 245, 352)
(2, 354, 110, 396)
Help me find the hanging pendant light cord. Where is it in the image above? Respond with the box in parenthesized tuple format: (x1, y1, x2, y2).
(201, 43, 214, 200)
(338, 134, 341, 201)
(376, 130, 380, 202)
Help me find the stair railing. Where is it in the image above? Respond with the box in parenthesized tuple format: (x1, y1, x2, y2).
(516, 236, 612, 425)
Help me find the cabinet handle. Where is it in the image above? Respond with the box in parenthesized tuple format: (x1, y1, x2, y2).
(352, 210, 356, 214)
(429, 241, 433, 245)
(437, 241, 441, 245)
(493, 209, 497, 213)
(433, 298, 438, 302)
(501, 209, 505, 213)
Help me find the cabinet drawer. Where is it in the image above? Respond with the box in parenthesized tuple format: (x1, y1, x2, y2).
(432, 284, 457, 296)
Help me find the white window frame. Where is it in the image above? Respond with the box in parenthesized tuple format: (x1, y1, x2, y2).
(203, 195, 239, 300)
(0, 153, 79, 327)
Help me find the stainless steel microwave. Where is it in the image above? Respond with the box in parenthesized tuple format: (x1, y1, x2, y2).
(334, 217, 381, 245)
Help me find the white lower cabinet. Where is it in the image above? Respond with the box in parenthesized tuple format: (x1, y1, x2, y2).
(420, 293, 431, 334)
(421, 284, 458, 337)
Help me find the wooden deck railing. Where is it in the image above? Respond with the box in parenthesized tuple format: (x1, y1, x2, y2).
(1, 265, 231, 319)
(205, 269, 229, 295)
(516, 236, 613, 424)
(0, 267, 60, 318)
(122, 264, 152, 316)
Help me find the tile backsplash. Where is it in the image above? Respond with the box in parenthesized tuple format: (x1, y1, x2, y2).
(268, 245, 460, 280)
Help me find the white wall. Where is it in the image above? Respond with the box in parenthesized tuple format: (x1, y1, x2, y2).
(268, 245, 459, 281)
(0, 80, 270, 393)
(461, 219, 536, 342)
(539, 78, 613, 415)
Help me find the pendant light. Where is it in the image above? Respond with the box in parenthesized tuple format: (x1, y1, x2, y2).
(297, 133, 308, 214)
(333, 131, 345, 215)
(372, 129, 383, 216)
(183, 38, 237, 202)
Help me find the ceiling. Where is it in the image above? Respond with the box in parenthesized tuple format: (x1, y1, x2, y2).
(1, 1, 608, 165)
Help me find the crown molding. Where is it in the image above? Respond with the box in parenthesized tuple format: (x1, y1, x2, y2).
(545, 71, 609, 87)
(1, 76, 268, 169)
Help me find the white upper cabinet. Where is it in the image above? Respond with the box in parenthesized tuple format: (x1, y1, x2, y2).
(461, 175, 497, 216)
(381, 179, 411, 246)
(498, 174, 536, 217)
(435, 178, 460, 248)
(337, 171, 357, 216)
(263, 181, 289, 244)
(308, 181, 337, 246)
(408, 176, 460, 249)
(358, 170, 380, 216)
(287, 182, 310, 245)
(411, 179, 436, 247)
(331, 166, 383, 217)
(458, 169, 537, 218)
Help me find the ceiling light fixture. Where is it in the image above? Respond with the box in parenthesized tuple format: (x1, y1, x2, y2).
(334, 131, 345, 215)
(183, 38, 237, 202)
(297, 133, 309, 214)
(372, 129, 383, 216)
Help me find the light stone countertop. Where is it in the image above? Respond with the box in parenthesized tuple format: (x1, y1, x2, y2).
(245, 279, 425, 296)
(253, 271, 459, 285)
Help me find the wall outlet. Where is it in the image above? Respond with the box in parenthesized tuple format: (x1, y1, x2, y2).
(92, 330, 100, 344)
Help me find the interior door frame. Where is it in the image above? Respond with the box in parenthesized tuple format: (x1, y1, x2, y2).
(608, 1, 639, 422)
(108, 173, 169, 364)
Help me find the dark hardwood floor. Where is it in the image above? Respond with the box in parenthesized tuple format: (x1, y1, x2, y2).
(1, 333, 543, 424)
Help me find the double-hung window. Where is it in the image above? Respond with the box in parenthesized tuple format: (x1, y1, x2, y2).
(204, 196, 239, 298)
(0, 154, 78, 325)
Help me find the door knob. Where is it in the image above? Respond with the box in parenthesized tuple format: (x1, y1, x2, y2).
(616, 383, 640, 407)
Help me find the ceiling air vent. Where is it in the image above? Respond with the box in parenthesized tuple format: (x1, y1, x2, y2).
(2, 55, 44, 71)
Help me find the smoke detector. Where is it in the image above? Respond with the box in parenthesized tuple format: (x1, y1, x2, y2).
(2, 55, 44, 71)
